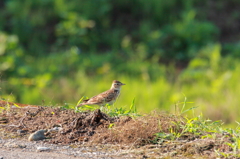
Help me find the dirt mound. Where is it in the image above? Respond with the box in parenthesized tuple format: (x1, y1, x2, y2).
(0, 101, 238, 158)
(0, 101, 182, 147)
(0, 103, 118, 144)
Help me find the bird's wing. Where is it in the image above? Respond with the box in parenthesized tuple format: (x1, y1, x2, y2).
(88, 89, 115, 104)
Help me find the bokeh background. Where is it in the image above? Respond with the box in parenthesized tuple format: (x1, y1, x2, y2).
(1, 0, 240, 127)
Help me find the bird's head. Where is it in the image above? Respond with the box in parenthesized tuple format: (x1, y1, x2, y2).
(111, 80, 125, 90)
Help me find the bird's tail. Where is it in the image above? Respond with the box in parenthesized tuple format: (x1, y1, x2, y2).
(77, 99, 89, 107)
(77, 103, 85, 107)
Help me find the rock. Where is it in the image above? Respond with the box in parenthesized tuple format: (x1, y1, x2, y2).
(37, 147, 50, 152)
(28, 129, 47, 141)
(0, 156, 3, 159)
(17, 129, 27, 135)
(48, 127, 63, 133)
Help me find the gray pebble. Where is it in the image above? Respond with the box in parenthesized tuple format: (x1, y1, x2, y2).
(17, 129, 27, 135)
(48, 127, 63, 133)
(37, 146, 50, 152)
(28, 129, 47, 141)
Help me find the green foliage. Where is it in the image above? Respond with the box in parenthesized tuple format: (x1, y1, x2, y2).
(107, 98, 139, 117)
(152, 107, 240, 157)
(0, 0, 219, 61)
(0, 32, 24, 76)
(214, 123, 240, 158)
(153, 114, 223, 143)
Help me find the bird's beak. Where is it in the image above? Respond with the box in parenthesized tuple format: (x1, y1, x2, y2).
(121, 83, 126, 85)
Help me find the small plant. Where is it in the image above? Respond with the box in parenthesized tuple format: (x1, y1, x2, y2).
(220, 122, 240, 157)
(0, 106, 5, 112)
(76, 96, 85, 107)
(152, 132, 175, 144)
(107, 98, 139, 117)
(174, 94, 196, 116)
(0, 99, 12, 112)
(174, 114, 223, 139)
(153, 96, 224, 143)
(75, 96, 97, 112)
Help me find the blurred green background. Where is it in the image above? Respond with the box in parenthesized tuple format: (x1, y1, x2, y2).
(1, 0, 240, 126)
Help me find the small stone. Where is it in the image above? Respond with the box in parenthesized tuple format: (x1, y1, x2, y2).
(48, 127, 63, 133)
(62, 146, 70, 149)
(37, 146, 50, 152)
(17, 129, 27, 135)
(28, 129, 47, 141)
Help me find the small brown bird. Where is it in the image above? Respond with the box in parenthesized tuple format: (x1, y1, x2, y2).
(77, 80, 125, 107)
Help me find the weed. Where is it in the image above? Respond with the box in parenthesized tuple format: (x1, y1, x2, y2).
(0, 99, 12, 112)
(152, 132, 175, 144)
(154, 97, 224, 143)
(174, 94, 196, 116)
(74, 96, 99, 112)
(220, 122, 240, 157)
(107, 98, 139, 117)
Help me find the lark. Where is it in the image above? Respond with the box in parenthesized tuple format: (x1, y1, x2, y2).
(77, 80, 125, 107)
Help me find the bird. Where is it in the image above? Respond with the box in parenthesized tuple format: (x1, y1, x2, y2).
(77, 80, 125, 107)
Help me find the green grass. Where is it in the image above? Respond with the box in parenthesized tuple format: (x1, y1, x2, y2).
(152, 114, 240, 158)
(150, 103, 240, 158)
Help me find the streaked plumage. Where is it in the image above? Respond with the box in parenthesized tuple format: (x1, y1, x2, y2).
(77, 80, 125, 107)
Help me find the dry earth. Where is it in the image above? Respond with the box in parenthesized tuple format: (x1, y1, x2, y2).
(0, 100, 237, 158)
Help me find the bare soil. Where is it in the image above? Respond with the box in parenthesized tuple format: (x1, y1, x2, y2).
(0, 100, 237, 158)
(0, 101, 119, 145)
